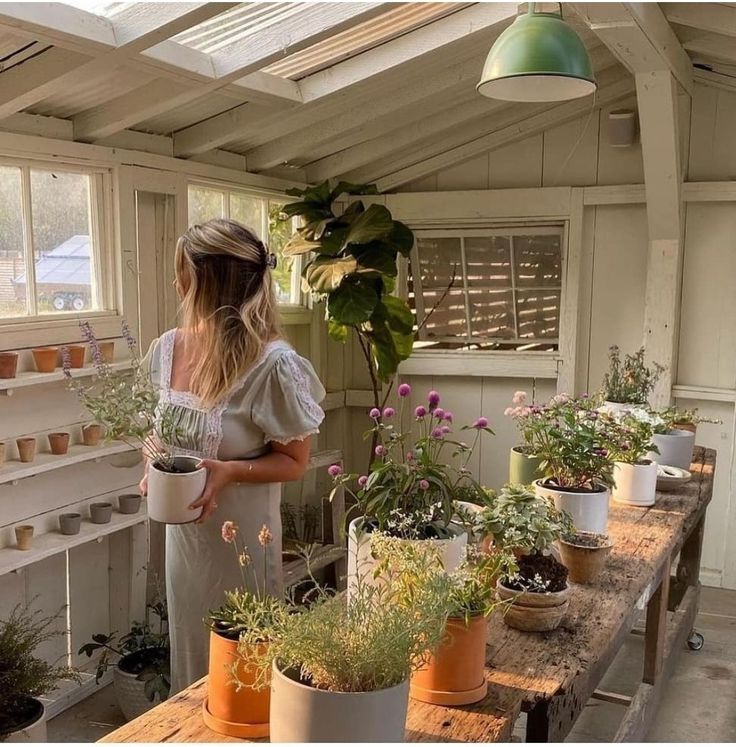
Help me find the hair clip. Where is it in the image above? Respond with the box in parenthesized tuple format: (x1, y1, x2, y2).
(265, 253, 277, 270)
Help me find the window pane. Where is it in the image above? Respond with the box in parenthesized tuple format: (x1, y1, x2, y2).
(30, 170, 96, 315)
(516, 288, 561, 339)
(230, 193, 262, 233)
(419, 288, 467, 339)
(188, 186, 225, 225)
(465, 236, 511, 287)
(415, 237, 461, 289)
(268, 201, 297, 304)
(0, 166, 26, 318)
(514, 235, 562, 287)
(469, 288, 515, 339)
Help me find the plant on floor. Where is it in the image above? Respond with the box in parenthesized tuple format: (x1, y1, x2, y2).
(328, 384, 494, 538)
(601, 345, 664, 405)
(0, 604, 79, 740)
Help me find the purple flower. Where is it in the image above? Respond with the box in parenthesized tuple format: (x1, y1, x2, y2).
(398, 383, 411, 397)
(428, 390, 440, 408)
(369, 408, 381, 419)
(358, 475, 368, 487)
(375, 445, 386, 457)
(120, 320, 137, 354)
(419, 479, 430, 490)
(473, 417, 489, 429)
(383, 407, 395, 419)
(444, 411, 454, 423)
(80, 320, 103, 367)
(406, 451, 414, 461)
(433, 407, 446, 420)
(61, 346, 72, 378)
(431, 427, 444, 439)
(327, 464, 342, 477)
(415, 406, 427, 419)
(581, 392, 589, 399)
(440, 425, 451, 434)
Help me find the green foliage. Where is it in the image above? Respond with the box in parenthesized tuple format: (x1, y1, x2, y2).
(0, 604, 80, 733)
(607, 409, 658, 463)
(279, 181, 415, 384)
(653, 406, 721, 434)
(475, 484, 573, 553)
(601, 346, 664, 404)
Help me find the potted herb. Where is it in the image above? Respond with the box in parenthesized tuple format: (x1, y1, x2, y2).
(505, 388, 544, 484)
(609, 409, 659, 507)
(66, 321, 204, 524)
(329, 383, 494, 591)
(647, 407, 719, 470)
(483, 485, 573, 632)
(601, 345, 664, 415)
(558, 532, 614, 584)
(78, 597, 169, 721)
(203, 522, 287, 738)
(0, 604, 79, 742)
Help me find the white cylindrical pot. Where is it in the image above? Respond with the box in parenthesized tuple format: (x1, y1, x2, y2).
(2, 699, 47, 743)
(648, 429, 695, 470)
(612, 460, 657, 507)
(535, 480, 609, 534)
(346, 518, 467, 598)
(147, 455, 206, 524)
(270, 662, 409, 743)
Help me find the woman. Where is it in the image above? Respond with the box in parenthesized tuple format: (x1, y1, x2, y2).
(141, 218, 325, 693)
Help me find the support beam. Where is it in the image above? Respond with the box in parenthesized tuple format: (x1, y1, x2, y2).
(662, 2, 736, 39)
(572, 3, 693, 94)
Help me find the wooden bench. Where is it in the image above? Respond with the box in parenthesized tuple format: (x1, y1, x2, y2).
(101, 447, 715, 743)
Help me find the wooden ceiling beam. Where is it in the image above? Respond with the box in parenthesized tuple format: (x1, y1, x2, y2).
(662, 2, 736, 39)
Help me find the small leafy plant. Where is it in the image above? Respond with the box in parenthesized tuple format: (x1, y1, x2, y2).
(653, 406, 720, 434)
(607, 408, 658, 464)
(601, 346, 664, 405)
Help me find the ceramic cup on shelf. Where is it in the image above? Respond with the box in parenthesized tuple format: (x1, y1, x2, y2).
(15, 525, 34, 550)
(90, 502, 113, 524)
(82, 423, 103, 446)
(99, 341, 115, 364)
(117, 494, 142, 515)
(48, 432, 71, 456)
(64, 344, 86, 369)
(59, 513, 82, 536)
(0, 351, 19, 379)
(16, 437, 37, 463)
(31, 347, 58, 373)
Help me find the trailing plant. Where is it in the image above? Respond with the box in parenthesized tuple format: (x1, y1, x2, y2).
(601, 345, 664, 405)
(653, 406, 721, 433)
(0, 604, 79, 738)
(65, 320, 183, 470)
(328, 383, 494, 538)
(78, 595, 170, 703)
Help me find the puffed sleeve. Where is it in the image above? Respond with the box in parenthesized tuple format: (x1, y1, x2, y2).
(251, 350, 326, 445)
(139, 336, 162, 387)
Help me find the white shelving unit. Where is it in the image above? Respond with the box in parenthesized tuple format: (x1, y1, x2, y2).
(0, 361, 131, 396)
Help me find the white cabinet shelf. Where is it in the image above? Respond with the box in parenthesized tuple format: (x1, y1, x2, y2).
(0, 361, 131, 396)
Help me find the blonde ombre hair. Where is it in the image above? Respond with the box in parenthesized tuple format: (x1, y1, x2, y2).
(174, 218, 281, 405)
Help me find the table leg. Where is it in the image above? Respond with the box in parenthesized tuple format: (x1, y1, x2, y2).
(525, 700, 550, 742)
(669, 514, 705, 611)
(644, 560, 671, 685)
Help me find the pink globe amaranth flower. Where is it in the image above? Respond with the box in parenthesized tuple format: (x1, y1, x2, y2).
(433, 407, 446, 420)
(440, 425, 451, 434)
(428, 390, 440, 408)
(221, 521, 238, 543)
(419, 479, 430, 490)
(383, 406, 395, 419)
(375, 445, 386, 457)
(406, 451, 414, 461)
(358, 474, 368, 487)
(504, 407, 514, 417)
(444, 411, 454, 423)
(473, 417, 489, 429)
(369, 407, 381, 419)
(327, 464, 342, 477)
(415, 405, 427, 419)
(512, 390, 528, 406)
(431, 427, 444, 438)
(398, 383, 411, 397)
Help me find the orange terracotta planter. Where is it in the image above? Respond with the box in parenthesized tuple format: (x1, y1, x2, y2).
(48, 432, 70, 456)
(410, 614, 488, 706)
(65, 345, 86, 368)
(0, 351, 18, 379)
(82, 424, 103, 446)
(202, 631, 270, 738)
(16, 437, 36, 463)
(32, 347, 58, 373)
(99, 341, 114, 364)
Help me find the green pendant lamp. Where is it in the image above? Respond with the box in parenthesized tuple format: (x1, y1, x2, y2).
(477, 4, 596, 102)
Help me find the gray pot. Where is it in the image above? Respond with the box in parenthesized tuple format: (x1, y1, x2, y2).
(89, 502, 113, 524)
(59, 513, 81, 535)
(2, 698, 47, 742)
(270, 662, 409, 743)
(648, 429, 695, 470)
(117, 493, 142, 515)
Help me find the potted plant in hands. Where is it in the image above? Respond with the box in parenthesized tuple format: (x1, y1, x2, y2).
(505, 388, 544, 484)
(0, 605, 79, 743)
(204, 522, 288, 738)
(609, 409, 659, 507)
(78, 597, 170, 721)
(329, 383, 494, 590)
(600, 345, 664, 416)
(65, 320, 204, 524)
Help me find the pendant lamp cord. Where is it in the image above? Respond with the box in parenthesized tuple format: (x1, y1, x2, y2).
(550, 88, 598, 187)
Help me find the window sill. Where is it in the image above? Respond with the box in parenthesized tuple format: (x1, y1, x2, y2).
(399, 350, 559, 379)
(279, 305, 313, 325)
(0, 312, 124, 350)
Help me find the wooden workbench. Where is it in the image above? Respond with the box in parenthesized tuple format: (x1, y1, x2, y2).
(101, 447, 715, 744)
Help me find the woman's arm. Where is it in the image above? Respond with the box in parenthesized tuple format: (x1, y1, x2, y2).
(190, 437, 311, 522)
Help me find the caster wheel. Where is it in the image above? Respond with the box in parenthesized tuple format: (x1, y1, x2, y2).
(687, 631, 704, 651)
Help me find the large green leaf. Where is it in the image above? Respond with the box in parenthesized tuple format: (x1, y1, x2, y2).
(282, 233, 321, 256)
(367, 318, 402, 381)
(382, 295, 415, 335)
(285, 181, 332, 204)
(350, 242, 398, 276)
(330, 182, 379, 201)
(328, 319, 350, 343)
(389, 220, 415, 256)
(304, 256, 358, 292)
(343, 204, 394, 248)
(328, 282, 378, 325)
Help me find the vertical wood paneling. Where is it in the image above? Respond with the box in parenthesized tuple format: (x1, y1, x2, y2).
(25, 555, 69, 666)
(488, 136, 543, 189)
(542, 113, 599, 187)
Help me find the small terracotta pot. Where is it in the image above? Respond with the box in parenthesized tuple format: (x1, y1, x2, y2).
(16, 437, 37, 463)
(59, 513, 82, 536)
(82, 424, 103, 446)
(497, 580, 570, 632)
(99, 341, 114, 364)
(411, 615, 488, 706)
(203, 632, 270, 738)
(674, 422, 697, 434)
(90, 502, 113, 524)
(0, 351, 19, 379)
(558, 534, 614, 584)
(15, 525, 34, 550)
(64, 345, 86, 368)
(32, 347, 58, 373)
(117, 494, 142, 515)
(48, 432, 70, 456)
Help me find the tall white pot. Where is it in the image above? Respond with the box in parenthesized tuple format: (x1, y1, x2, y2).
(270, 662, 409, 743)
(534, 480, 609, 534)
(612, 460, 657, 507)
(648, 429, 695, 470)
(3, 699, 47, 743)
(147, 456, 206, 524)
(346, 518, 467, 598)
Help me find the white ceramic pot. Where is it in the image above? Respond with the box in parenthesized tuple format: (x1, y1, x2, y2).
(534, 480, 609, 534)
(269, 662, 409, 743)
(612, 460, 657, 507)
(346, 517, 467, 599)
(648, 429, 695, 470)
(147, 455, 206, 524)
(2, 699, 47, 743)
(601, 400, 644, 418)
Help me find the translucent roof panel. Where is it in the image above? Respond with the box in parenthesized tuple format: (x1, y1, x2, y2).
(14, 235, 91, 286)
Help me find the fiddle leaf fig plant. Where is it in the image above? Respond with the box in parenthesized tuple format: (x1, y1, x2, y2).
(280, 181, 415, 403)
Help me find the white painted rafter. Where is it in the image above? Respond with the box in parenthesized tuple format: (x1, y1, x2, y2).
(662, 2, 736, 38)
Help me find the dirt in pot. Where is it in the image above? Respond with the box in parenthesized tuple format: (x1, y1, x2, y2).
(507, 553, 568, 592)
(564, 532, 610, 549)
(118, 647, 169, 675)
(153, 461, 197, 474)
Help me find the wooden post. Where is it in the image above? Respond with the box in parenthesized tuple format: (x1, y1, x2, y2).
(643, 558, 672, 685)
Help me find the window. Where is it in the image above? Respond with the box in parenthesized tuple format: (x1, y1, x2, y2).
(409, 227, 563, 352)
(0, 164, 108, 320)
(188, 184, 301, 305)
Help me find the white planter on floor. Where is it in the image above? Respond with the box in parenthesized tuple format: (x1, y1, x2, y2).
(147, 455, 206, 524)
(269, 662, 409, 743)
(2, 699, 46, 743)
(534, 480, 609, 534)
(113, 649, 167, 721)
(612, 460, 657, 507)
(648, 429, 695, 470)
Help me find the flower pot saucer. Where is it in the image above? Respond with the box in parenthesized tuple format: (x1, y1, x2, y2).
(410, 679, 488, 706)
(202, 698, 269, 738)
(656, 465, 691, 492)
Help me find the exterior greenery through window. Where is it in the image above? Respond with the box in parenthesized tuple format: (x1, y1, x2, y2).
(187, 184, 300, 305)
(0, 163, 105, 320)
(409, 226, 563, 352)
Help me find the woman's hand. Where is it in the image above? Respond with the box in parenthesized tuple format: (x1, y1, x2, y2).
(190, 459, 234, 523)
(139, 472, 148, 496)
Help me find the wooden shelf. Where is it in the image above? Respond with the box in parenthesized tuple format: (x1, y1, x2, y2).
(283, 543, 346, 587)
(308, 449, 343, 470)
(0, 361, 131, 396)
(0, 506, 147, 576)
(0, 441, 137, 485)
